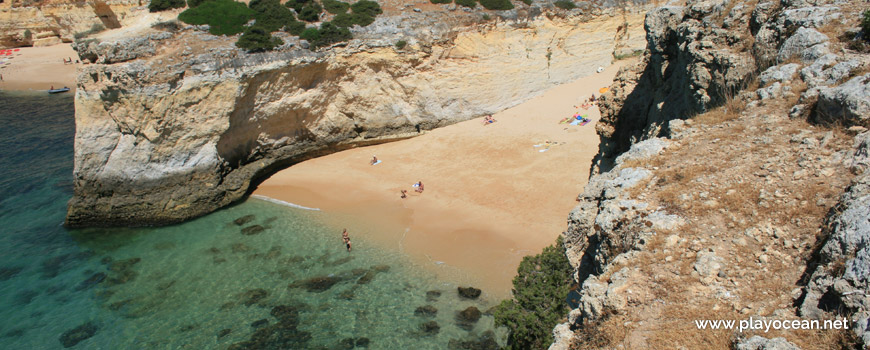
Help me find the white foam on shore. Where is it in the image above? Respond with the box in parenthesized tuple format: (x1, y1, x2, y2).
(251, 195, 321, 211)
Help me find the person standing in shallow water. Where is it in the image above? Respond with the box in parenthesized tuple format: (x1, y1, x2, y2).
(342, 229, 351, 252)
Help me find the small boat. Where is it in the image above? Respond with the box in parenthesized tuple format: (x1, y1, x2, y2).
(48, 87, 70, 94)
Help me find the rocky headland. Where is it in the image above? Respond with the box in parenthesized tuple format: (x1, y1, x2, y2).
(552, 0, 870, 348)
(65, 1, 651, 227)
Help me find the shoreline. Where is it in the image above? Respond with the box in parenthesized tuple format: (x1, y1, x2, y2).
(0, 44, 79, 92)
(254, 60, 632, 299)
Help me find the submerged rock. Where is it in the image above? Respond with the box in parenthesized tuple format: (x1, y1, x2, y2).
(356, 337, 370, 348)
(448, 330, 499, 349)
(251, 319, 269, 329)
(339, 337, 356, 349)
(233, 215, 256, 226)
(0, 266, 23, 281)
(426, 290, 441, 301)
(15, 290, 39, 305)
(232, 243, 252, 253)
(270, 305, 299, 325)
(76, 272, 107, 291)
(239, 288, 269, 306)
(241, 225, 266, 236)
(218, 328, 232, 338)
(289, 276, 343, 292)
(457, 287, 481, 299)
(59, 322, 98, 348)
(420, 321, 440, 335)
(414, 305, 438, 318)
(456, 306, 482, 331)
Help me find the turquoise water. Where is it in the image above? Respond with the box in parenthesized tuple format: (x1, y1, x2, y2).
(0, 91, 506, 349)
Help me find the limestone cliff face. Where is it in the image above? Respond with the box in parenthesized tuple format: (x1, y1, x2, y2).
(66, 10, 649, 227)
(0, 0, 141, 47)
(552, 0, 870, 347)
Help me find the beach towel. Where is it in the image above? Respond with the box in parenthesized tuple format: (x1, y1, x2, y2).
(569, 119, 581, 126)
(371, 160, 382, 165)
(580, 120, 591, 126)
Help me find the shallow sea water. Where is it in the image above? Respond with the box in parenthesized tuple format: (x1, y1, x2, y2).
(0, 91, 506, 349)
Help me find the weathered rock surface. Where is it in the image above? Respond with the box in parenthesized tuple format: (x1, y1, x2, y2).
(736, 336, 801, 350)
(67, 10, 649, 227)
(813, 74, 870, 128)
(0, 0, 139, 47)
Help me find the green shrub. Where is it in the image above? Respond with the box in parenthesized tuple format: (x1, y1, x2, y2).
(23, 29, 32, 40)
(285, 20, 307, 35)
(284, 0, 309, 12)
(332, 12, 374, 27)
(312, 22, 352, 48)
(395, 40, 407, 49)
(494, 236, 573, 350)
(300, 27, 320, 42)
(430, 0, 451, 3)
(250, 0, 297, 32)
(479, 0, 512, 10)
(521, 0, 531, 4)
(236, 25, 283, 52)
(73, 23, 106, 39)
(148, 0, 186, 12)
(481, 14, 491, 20)
(455, 0, 476, 8)
(186, 0, 213, 8)
(862, 10, 870, 39)
(350, 0, 382, 17)
(323, 0, 350, 14)
(553, 0, 575, 9)
(297, 3, 323, 22)
(178, 0, 256, 35)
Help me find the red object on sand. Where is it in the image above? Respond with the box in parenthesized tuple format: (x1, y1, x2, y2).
(14, 49, 20, 51)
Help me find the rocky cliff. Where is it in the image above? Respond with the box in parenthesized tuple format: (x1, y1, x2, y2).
(0, 0, 142, 47)
(66, 5, 650, 227)
(552, 0, 870, 348)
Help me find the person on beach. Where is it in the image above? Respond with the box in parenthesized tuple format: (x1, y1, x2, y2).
(370, 155, 378, 165)
(342, 229, 351, 252)
(400, 190, 408, 198)
(415, 181, 424, 193)
(483, 115, 495, 125)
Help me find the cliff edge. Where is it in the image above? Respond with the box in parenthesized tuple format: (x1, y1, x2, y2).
(552, 0, 870, 347)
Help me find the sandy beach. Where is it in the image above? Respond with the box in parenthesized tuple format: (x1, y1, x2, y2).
(0, 44, 79, 91)
(255, 62, 629, 298)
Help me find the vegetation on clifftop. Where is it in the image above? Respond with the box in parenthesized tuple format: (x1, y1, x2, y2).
(494, 236, 573, 349)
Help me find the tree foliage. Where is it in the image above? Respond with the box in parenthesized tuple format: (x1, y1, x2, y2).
(862, 10, 870, 39)
(494, 236, 573, 350)
(249, 0, 298, 32)
(301, 21, 352, 48)
(455, 0, 476, 8)
(297, 2, 323, 22)
(430, 0, 452, 3)
(186, 0, 213, 8)
(178, 0, 256, 35)
(149, 0, 186, 12)
(350, 0, 382, 17)
(554, 0, 575, 9)
(322, 0, 350, 14)
(235, 25, 283, 52)
(479, 0, 513, 10)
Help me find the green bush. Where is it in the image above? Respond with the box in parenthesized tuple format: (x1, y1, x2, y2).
(250, 0, 297, 32)
(430, 0, 451, 3)
(284, 0, 309, 12)
(481, 14, 491, 20)
(323, 0, 350, 14)
(236, 25, 283, 52)
(521, 0, 531, 4)
(186, 0, 213, 8)
(455, 0, 476, 8)
(300, 27, 321, 42)
(395, 40, 407, 49)
(285, 20, 307, 35)
(332, 12, 375, 27)
(149, 0, 186, 12)
(23, 29, 32, 40)
(312, 22, 352, 48)
(297, 3, 323, 22)
(178, 0, 256, 35)
(479, 0, 512, 10)
(862, 10, 870, 39)
(553, 0, 575, 9)
(350, 0, 382, 17)
(494, 236, 573, 350)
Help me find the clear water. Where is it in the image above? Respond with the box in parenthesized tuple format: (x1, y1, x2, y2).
(0, 91, 506, 349)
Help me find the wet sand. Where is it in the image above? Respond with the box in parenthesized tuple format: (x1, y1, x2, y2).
(0, 44, 79, 91)
(255, 62, 630, 299)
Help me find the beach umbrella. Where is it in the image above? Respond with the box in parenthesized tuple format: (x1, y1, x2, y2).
(598, 87, 609, 94)
(14, 48, 20, 51)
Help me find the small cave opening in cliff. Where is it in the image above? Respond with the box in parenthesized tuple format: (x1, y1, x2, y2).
(93, 0, 121, 29)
